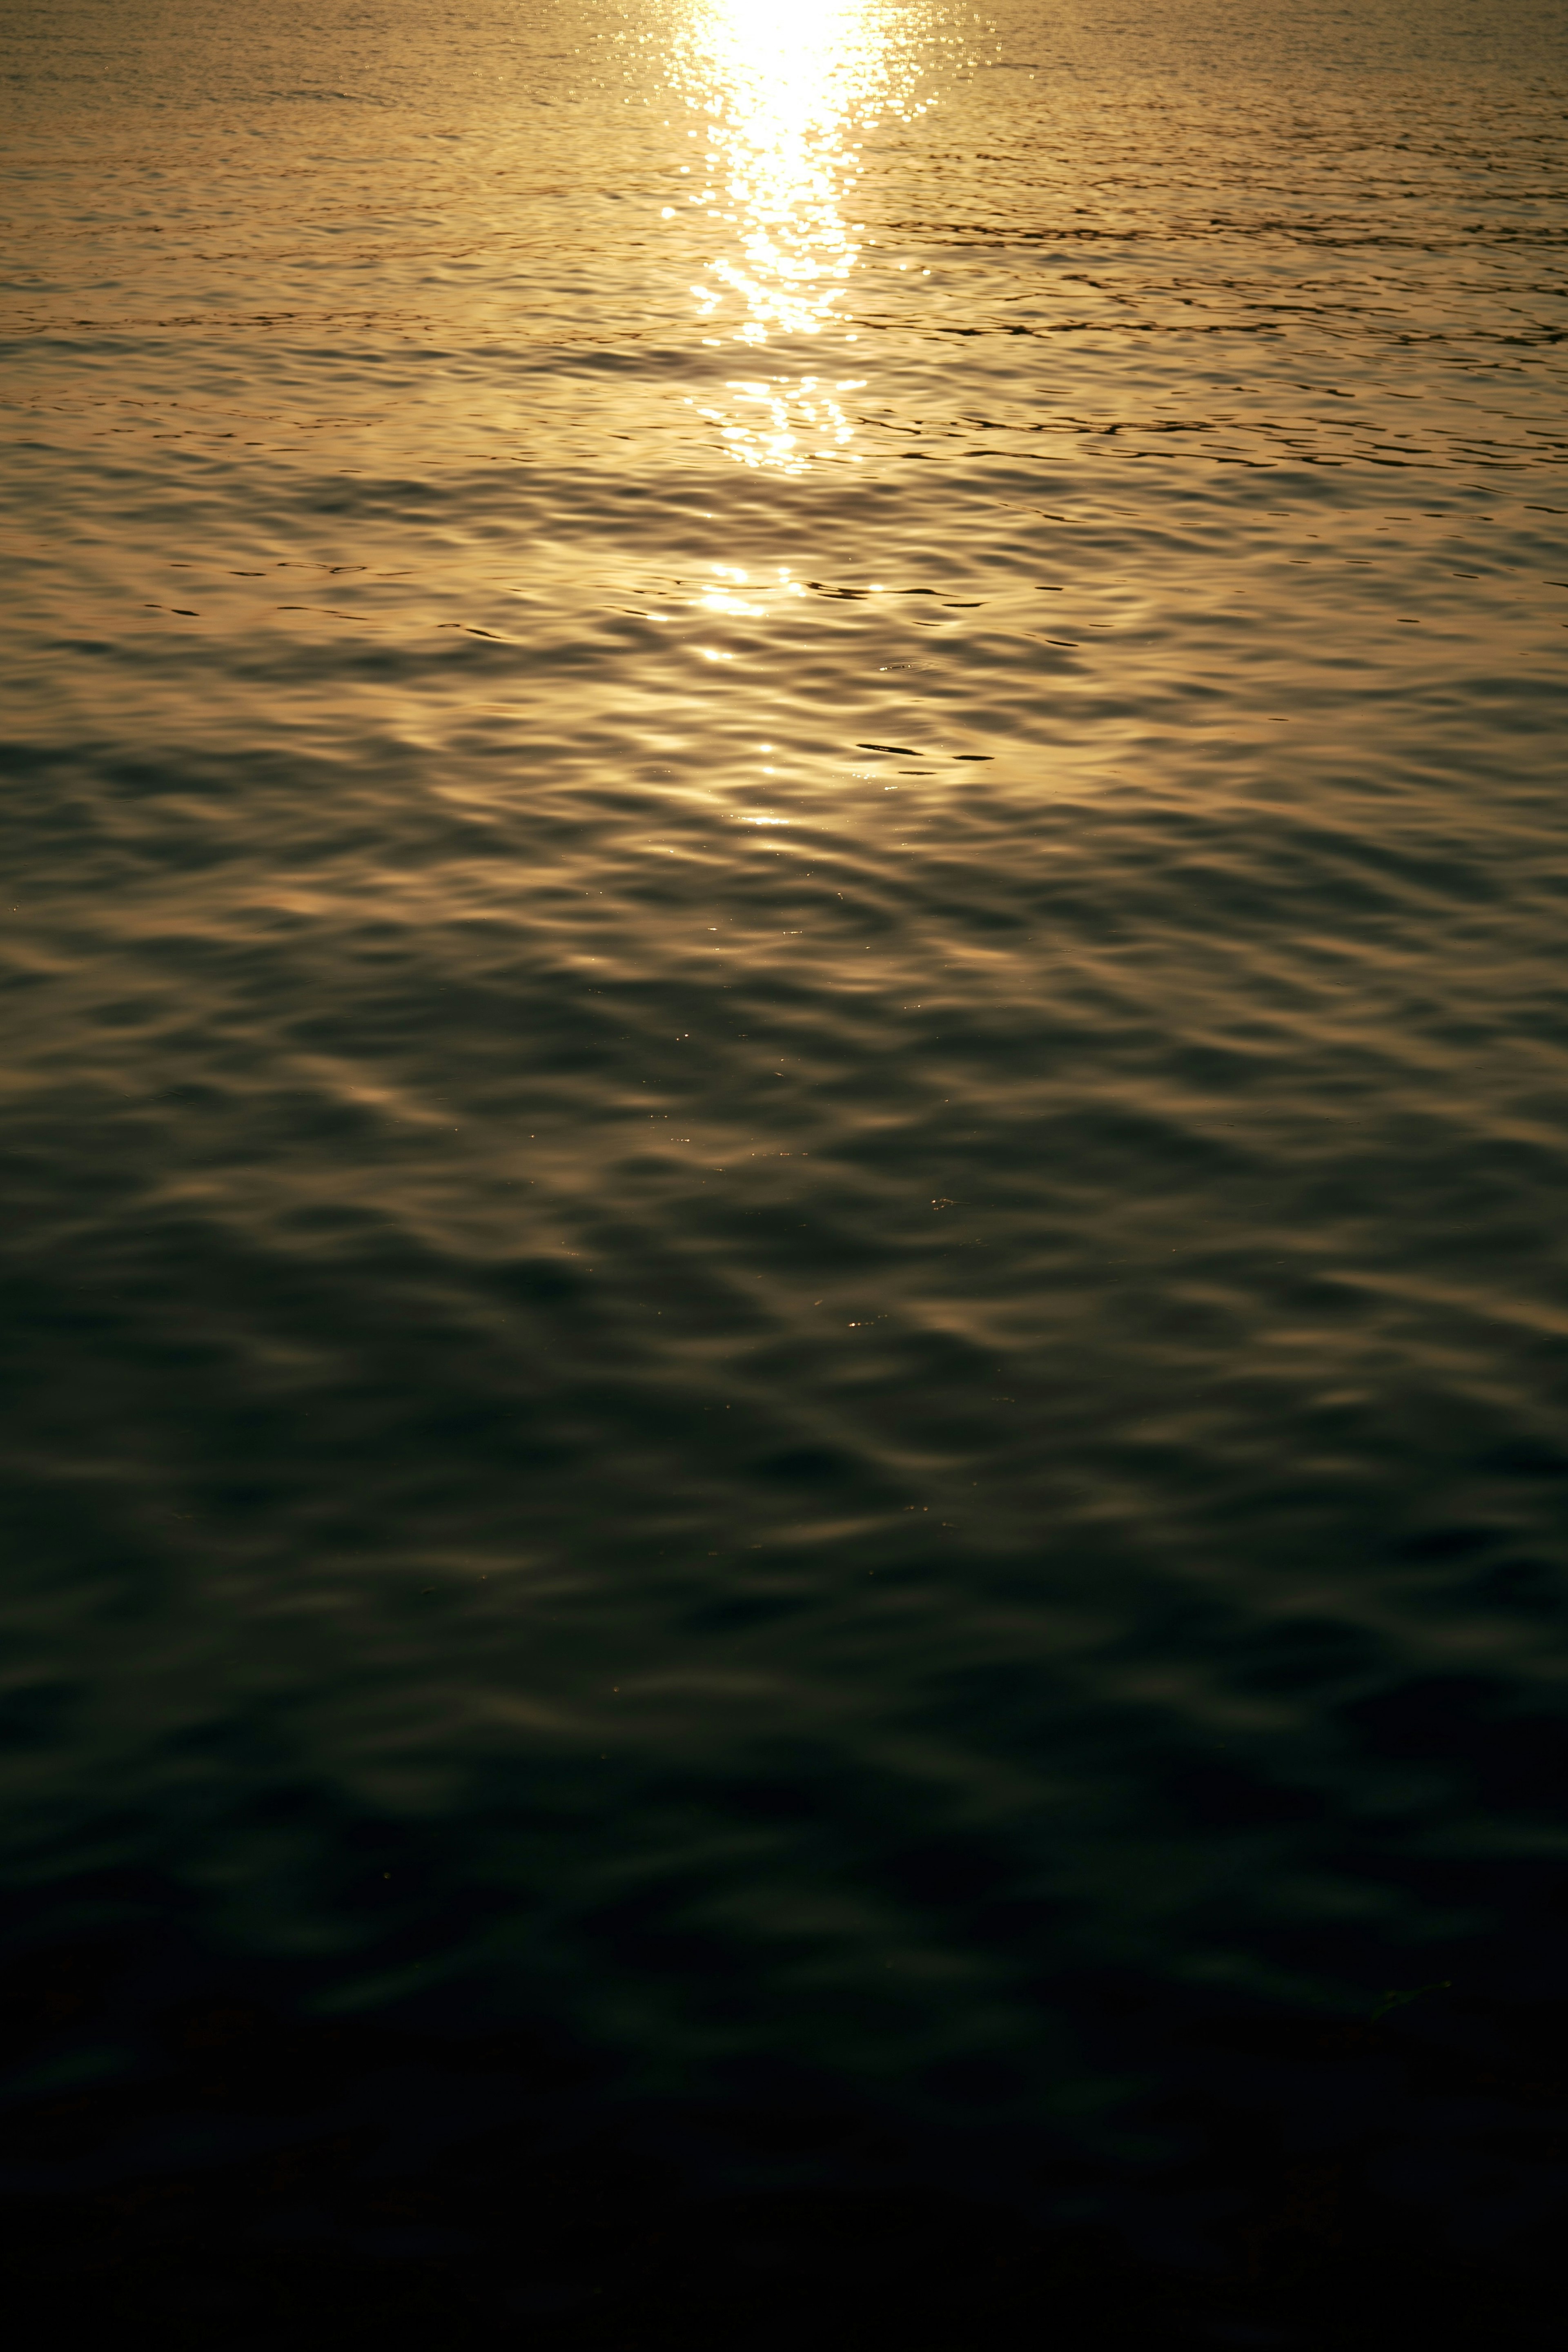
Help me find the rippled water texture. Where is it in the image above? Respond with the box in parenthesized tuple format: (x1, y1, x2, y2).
(3, 0, 1568, 2330)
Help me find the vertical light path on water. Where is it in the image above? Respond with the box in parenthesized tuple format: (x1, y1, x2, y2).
(1, 0, 1567, 2294)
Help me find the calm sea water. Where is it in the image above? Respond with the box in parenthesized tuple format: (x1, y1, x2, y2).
(4, 0, 1568, 2338)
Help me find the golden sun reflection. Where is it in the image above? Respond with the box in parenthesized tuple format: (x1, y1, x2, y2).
(669, 0, 924, 472)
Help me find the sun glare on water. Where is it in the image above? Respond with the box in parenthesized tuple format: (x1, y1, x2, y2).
(668, 0, 926, 472)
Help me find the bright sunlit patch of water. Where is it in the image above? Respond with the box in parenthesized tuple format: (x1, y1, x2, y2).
(669, 0, 931, 467)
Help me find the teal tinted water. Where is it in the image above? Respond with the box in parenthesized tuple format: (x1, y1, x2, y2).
(3, 0, 1568, 2332)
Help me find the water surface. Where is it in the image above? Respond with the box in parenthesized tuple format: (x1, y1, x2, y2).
(3, 0, 1568, 2337)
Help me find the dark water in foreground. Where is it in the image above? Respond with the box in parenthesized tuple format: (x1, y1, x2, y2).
(3, 0, 1568, 2339)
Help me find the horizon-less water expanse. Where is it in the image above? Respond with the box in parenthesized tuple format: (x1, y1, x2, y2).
(3, 1, 1568, 2339)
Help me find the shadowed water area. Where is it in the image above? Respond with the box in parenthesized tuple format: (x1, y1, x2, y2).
(3, 0, 1567, 2340)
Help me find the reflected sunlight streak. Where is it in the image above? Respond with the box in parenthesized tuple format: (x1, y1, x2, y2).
(670, 0, 923, 473)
